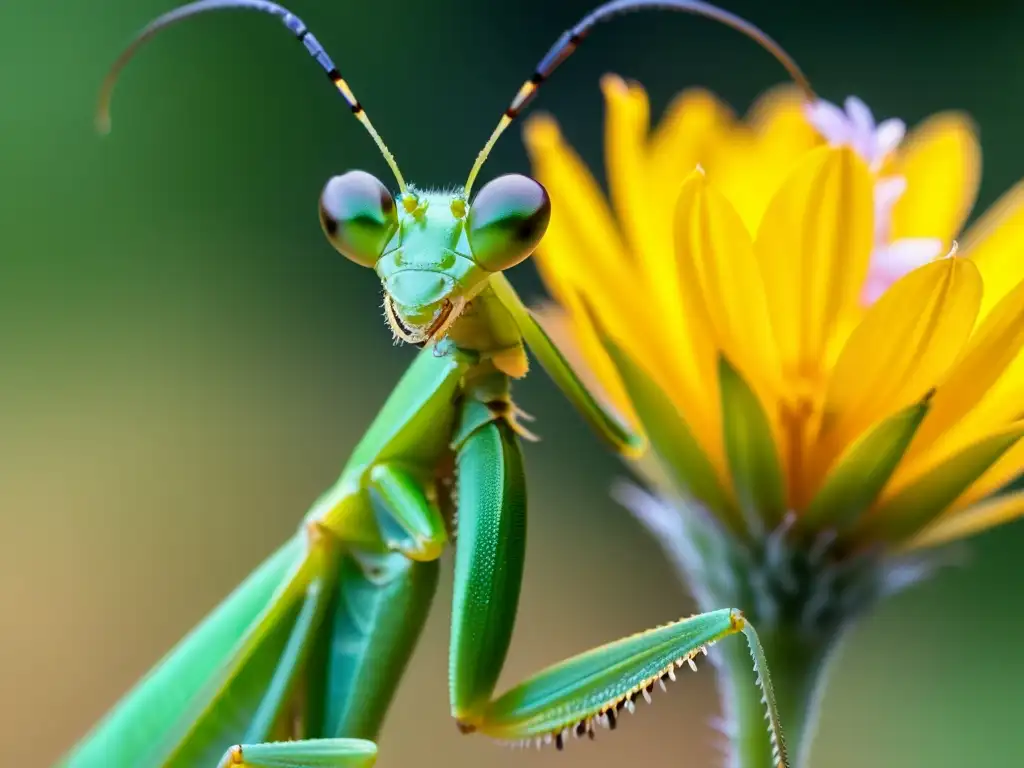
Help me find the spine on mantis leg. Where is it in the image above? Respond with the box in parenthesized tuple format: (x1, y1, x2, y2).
(448, 373, 528, 730)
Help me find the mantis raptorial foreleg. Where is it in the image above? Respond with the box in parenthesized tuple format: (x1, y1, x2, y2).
(69, 0, 812, 764)
(367, 464, 448, 562)
(215, 739, 377, 768)
(449, 413, 528, 725)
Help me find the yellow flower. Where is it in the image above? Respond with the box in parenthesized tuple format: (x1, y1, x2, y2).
(525, 75, 1024, 551)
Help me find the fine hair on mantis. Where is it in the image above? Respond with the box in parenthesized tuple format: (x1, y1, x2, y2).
(67, 3, 812, 767)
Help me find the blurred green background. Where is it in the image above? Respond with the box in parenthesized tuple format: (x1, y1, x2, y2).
(2, 1, 1023, 765)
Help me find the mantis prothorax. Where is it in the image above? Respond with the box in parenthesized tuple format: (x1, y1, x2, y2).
(65, 2, 813, 766)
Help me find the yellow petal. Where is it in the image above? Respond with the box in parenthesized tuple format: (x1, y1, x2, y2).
(523, 114, 631, 302)
(525, 109, 718, 459)
(647, 87, 731, 199)
(710, 88, 821, 234)
(602, 76, 664, 274)
(601, 75, 718, 432)
(909, 491, 1024, 550)
(815, 258, 982, 480)
(922, 348, 1024, 474)
(525, 120, 667, 410)
(755, 146, 875, 382)
(945, 437, 1024, 512)
(529, 190, 666, 405)
(901, 274, 1024, 470)
(748, 85, 822, 152)
(960, 179, 1024, 322)
(674, 171, 782, 397)
(889, 112, 980, 244)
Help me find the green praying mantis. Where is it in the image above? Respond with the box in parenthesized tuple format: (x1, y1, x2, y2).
(64, 2, 813, 766)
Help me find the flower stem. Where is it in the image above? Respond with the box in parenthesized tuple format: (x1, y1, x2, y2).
(716, 626, 836, 768)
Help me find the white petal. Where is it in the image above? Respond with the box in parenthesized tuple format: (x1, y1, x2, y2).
(884, 238, 945, 271)
(875, 118, 907, 161)
(861, 270, 891, 305)
(844, 96, 877, 158)
(875, 176, 908, 212)
(861, 238, 945, 304)
(845, 95, 876, 133)
(805, 99, 850, 145)
(873, 175, 908, 240)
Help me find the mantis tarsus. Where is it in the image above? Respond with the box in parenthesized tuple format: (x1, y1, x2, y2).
(66, 2, 812, 766)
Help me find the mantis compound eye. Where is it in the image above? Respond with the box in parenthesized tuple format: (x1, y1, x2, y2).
(466, 174, 551, 272)
(319, 170, 399, 267)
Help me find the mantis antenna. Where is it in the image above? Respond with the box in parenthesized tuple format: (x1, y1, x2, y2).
(463, 0, 816, 198)
(96, 0, 409, 196)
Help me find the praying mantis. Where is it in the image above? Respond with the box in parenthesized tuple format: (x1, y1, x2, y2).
(63, 2, 812, 766)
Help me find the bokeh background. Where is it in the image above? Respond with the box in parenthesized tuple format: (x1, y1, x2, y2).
(3, 0, 1024, 765)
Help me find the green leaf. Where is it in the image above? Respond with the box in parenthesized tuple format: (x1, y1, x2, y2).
(802, 394, 931, 531)
(718, 356, 786, 530)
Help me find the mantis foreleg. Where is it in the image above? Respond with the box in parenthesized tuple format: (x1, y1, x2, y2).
(215, 738, 377, 768)
(449, 413, 528, 726)
(443, 378, 787, 763)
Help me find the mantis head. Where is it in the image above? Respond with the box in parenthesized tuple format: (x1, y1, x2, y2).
(318, 171, 550, 345)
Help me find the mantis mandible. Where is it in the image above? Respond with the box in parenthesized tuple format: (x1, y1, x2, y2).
(65, 2, 812, 766)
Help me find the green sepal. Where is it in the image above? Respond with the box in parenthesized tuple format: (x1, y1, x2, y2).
(802, 394, 932, 532)
(718, 356, 787, 530)
(589, 318, 740, 532)
(218, 738, 377, 768)
(861, 424, 1024, 544)
(479, 609, 739, 741)
(490, 273, 645, 456)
